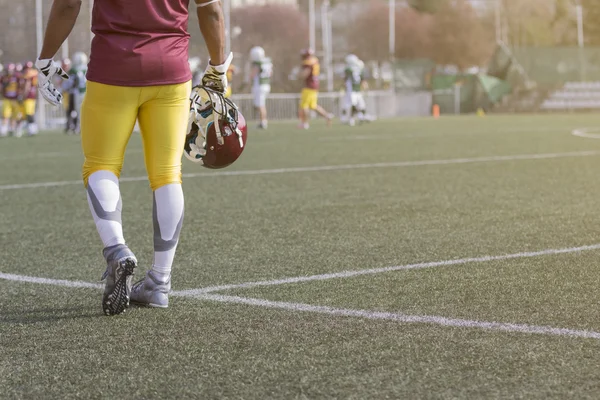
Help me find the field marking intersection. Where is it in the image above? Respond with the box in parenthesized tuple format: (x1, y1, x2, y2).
(3, 243, 600, 340)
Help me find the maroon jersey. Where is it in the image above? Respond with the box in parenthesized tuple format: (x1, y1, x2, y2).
(2, 74, 20, 99)
(87, 0, 192, 87)
(302, 56, 320, 90)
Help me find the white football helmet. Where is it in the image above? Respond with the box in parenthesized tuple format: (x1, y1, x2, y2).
(72, 52, 88, 67)
(249, 46, 265, 62)
(345, 54, 360, 67)
(189, 57, 202, 73)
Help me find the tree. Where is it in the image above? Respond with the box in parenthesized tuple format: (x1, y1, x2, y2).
(428, 0, 492, 69)
(348, 1, 432, 62)
(580, 0, 600, 45)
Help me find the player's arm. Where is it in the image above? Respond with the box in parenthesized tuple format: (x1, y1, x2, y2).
(22, 79, 32, 101)
(250, 65, 259, 80)
(196, 0, 225, 65)
(300, 65, 311, 80)
(35, 0, 78, 106)
(39, 0, 81, 59)
(195, 0, 233, 93)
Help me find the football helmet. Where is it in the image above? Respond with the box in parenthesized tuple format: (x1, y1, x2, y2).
(7, 63, 16, 73)
(62, 58, 72, 71)
(15, 63, 23, 72)
(184, 85, 247, 169)
(301, 48, 314, 59)
(345, 54, 360, 67)
(72, 52, 88, 67)
(249, 46, 265, 62)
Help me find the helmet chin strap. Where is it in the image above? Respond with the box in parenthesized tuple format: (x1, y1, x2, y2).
(190, 84, 241, 147)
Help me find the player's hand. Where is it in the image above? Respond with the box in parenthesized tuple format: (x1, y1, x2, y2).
(201, 52, 233, 93)
(35, 58, 69, 107)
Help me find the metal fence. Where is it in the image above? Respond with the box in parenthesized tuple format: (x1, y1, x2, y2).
(0, 90, 432, 131)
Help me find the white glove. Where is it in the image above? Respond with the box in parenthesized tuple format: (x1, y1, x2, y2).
(201, 52, 233, 93)
(35, 58, 69, 107)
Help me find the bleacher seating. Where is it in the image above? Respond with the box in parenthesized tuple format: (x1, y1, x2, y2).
(540, 82, 600, 111)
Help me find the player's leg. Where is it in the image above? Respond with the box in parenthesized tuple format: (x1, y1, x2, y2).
(258, 84, 269, 129)
(73, 92, 84, 134)
(342, 91, 354, 126)
(0, 100, 11, 137)
(81, 81, 141, 315)
(311, 92, 333, 127)
(131, 81, 191, 308)
(355, 93, 373, 122)
(23, 99, 38, 136)
(252, 86, 263, 129)
(299, 89, 311, 129)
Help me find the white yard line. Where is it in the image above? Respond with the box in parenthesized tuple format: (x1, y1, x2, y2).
(3, 268, 600, 340)
(173, 243, 600, 296)
(572, 128, 600, 139)
(0, 272, 103, 289)
(199, 294, 600, 340)
(3, 242, 600, 340)
(1, 150, 598, 191)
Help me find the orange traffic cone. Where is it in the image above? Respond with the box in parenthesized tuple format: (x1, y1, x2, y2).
(432, 104, 440, 119)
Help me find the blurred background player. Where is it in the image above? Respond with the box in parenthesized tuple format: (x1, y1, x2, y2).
(19, 61, 40, 136)
(189, 57, 203, 87)
(249, 46, 272, 129)
(1, 63, 21, 137)
(63, 52, 88, 134)
(298, 48, 333, 130)
(224, 63, 236, 98)
(60, 58, 72, 133)
(341, 54, 373, 126)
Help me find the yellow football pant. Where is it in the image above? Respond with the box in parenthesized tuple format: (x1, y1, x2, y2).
(21, 99, 36, 117)
(300, 88, 318, 110)
(2, 100, 19, 119)
(81, 81, 192, 191)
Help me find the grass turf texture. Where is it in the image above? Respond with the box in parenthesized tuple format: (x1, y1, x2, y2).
(3, 114, 600, 398)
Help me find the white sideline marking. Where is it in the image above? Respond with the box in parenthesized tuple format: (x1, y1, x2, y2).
(0, 272, 103, 289)
(199, 294, 600, 340)
(1, 150, 598, 191)
(572, 128, 600, 139)
(174, 243, 600, 296)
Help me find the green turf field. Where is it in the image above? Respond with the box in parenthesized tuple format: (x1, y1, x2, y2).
(4, 114, 600, 398)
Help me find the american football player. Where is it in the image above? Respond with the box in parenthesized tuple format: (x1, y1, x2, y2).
(62, 52, 88, 134)
(249, 46, 272, 129)
(189, 57, 203, 87)
(298, 48, 333, 130)
(1, 63, 21, 137)
(36, 0, 230, 315)
(60, 58, 73, 133)
(341, 55, 373, 126)
(18, 61, 40, 136)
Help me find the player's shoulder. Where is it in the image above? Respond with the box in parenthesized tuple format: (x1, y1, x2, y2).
(303, 56, 318, 67)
